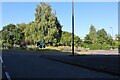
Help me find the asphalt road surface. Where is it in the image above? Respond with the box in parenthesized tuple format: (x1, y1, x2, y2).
(2, 50, 119, 79)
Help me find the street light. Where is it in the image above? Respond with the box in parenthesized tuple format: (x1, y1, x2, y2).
(110, 27, 113, 50)
(9, 31, 14, 48)
(72, 0, 74, 56)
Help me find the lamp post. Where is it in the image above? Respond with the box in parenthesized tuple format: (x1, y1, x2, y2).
(10, 31, 14, 48)
(110, 27, 113, 50)
(72, 0, 74, 56)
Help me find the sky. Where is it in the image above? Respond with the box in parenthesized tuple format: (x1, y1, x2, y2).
(1, 2, 118, 39)
(118, 2, 120, 34)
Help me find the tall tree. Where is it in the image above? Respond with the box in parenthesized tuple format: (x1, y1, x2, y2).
(34, 2, 62, 46)
(84, 34, 92, 44)
(96, 29, 113, 49)
(89, 25, 97, 44)
(1, 23, 25, 47)
(97, 29, 113, 45)
(17, 23, 27, 31)
(12, 28, 24, 45)
(1, 24, 16, 44)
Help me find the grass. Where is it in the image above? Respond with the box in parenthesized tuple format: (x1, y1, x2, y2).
(2, 47, 72, 55)
(2, 45, 93, 55)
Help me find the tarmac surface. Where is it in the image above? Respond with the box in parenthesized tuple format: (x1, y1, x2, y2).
(41, 54, 120, 76)
(1, 50, 120, 79)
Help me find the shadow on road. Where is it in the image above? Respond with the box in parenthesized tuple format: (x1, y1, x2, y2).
(2, 49, 120, 78)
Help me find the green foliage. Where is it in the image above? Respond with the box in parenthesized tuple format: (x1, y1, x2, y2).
(60, 31, 72, 46)
(12, 28, 24, 45)
(74, 35, 82, 47)
(113, 40, 118, 49)
(1, 23, 25, 48)
(114, 34, 120, 48)
(60, 31, 82, 47)
(89, 25, 97, 44)
(84, 34, 92, 45)
(84, 25, 115, 50)
(1, 2, 118, 50)
(115, 34, 120, 41)
(97, 29, 108, 44)
(1, 24, 16, 47)
(23, 2, 62, 46)
(17, 23, 27, 31)
(89, 43, 110, 50)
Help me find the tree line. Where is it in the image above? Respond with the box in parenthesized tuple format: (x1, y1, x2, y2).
(83, 25, 119, 50)
(0, 2, 119, 50)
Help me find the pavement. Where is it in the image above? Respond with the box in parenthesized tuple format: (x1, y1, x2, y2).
(89, 50, 119, 55)
(1, 50, 120, 79)
(41, 54, 120, 77)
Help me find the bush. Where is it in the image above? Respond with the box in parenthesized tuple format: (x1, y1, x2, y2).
(27, 45, 37, 50)
(119, 45, 120, 53)
(89, 43, 111, 50)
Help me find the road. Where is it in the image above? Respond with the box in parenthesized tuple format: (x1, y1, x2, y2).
(2, 50, 119, 79)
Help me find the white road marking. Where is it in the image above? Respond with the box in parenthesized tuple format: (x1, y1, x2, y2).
(5, 72, 11, 80)
(1, 56, 11, 80)
(0, 56, 3, 63)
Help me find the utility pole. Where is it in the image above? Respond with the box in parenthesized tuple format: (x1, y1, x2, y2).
(110, 27, 113, 50)
(72, 0, 74, 56)
(10, 31, 14, 48)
